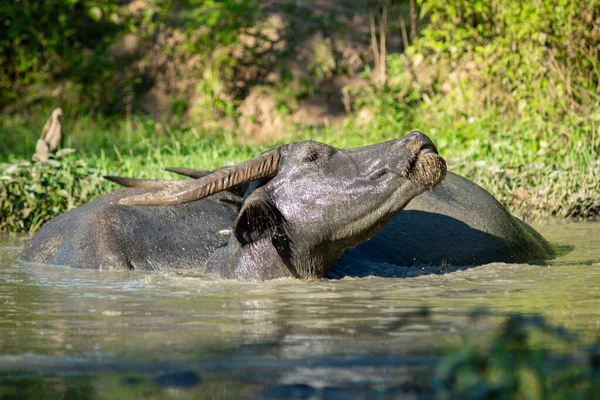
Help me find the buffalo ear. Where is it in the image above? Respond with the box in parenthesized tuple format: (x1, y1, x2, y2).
(234, 195, 284, 246)
(234, 192, 296, 276)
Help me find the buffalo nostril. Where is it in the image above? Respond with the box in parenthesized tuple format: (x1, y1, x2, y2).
(417, 143, 436, 155)
(403, 131, 437, 156)
(408, 131, 432, 144)
(369, 169, 388, 181)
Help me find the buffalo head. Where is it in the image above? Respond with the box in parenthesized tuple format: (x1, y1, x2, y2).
(109, 131, 446, 280)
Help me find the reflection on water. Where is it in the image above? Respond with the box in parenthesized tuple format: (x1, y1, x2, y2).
(0, 222, 599, 398)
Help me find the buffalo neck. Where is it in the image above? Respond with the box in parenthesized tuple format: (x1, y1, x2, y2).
(205, 235, 346, 281)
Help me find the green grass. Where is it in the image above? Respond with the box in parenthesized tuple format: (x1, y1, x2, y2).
(0, 115, 276, 232)
(1, 112, 599, 233)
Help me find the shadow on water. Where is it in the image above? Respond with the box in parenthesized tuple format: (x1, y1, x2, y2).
(0, 299, 491, 400)
(0, 342, 438, 399)
(1, 309, 597, 400)
(535, 243, 575, 266)
(331, 210, 563, 278)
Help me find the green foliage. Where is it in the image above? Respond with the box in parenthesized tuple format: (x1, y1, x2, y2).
(358, 0, 600, 127)
(369, 0, 600, 130)
(0, 0, 123, 109)
(307, 37, 337, 85)
(351, 0, 600, 219)
(435, 314, 600, 399)
(170, 0, 258, 49)
(362, 1, 598, 120)
(1, 111, 598, 233)
(415, 0, 600, 120)
(0, 0, 258, 114)
(0, 154, 104, 232)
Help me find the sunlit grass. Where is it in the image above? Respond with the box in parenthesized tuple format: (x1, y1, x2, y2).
(1, 112, 598, 233)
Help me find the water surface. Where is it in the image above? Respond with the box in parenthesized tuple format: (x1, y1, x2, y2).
(1, 222, 599, 398)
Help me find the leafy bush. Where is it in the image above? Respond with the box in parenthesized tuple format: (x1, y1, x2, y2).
(413, 0, 600, 123)
(357, 0, 600, 141)
(0, 0, 259, 115)
(351, 0, 600, 219)
(435, 314, 600, 399)
(0, 0, 123, 109)
(0, 155, 104, 232)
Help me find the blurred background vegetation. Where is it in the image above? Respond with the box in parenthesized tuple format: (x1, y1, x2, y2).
(1, 0, 600, 232)
(2, 2, 600, 395)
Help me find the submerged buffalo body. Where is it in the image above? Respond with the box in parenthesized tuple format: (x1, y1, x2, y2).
(333, 171, 553, 277)
(20, 132, 552, 280)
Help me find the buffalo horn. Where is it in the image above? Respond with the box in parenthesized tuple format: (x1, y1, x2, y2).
(117, 147, 284, 206)
(105, 168, 210, 188)
(163, 167, 210, 178)
(104, 176, 180, 188)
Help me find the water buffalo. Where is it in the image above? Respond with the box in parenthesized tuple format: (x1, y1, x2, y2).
(20, 131, 449, 280)
(20, 131, 553, 280)
(108, 169, 553, 279)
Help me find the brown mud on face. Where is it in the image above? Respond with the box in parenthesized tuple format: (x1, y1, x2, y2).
(409, 152, 447, 189)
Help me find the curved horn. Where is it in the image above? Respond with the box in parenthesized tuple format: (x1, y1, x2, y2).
(105, 168, 210, 188)
(104, 176, 181, 188)
(118, 147, 285, 206)
(163, 167, 210, 179)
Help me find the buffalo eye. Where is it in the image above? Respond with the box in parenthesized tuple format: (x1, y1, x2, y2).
(303, 152, 320, 163)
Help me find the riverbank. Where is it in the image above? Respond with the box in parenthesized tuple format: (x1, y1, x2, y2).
(3, 0, 599, 232)
(1, 115, 598, 233)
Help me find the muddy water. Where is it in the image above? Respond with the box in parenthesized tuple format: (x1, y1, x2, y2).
(0, 222, 599, 399)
